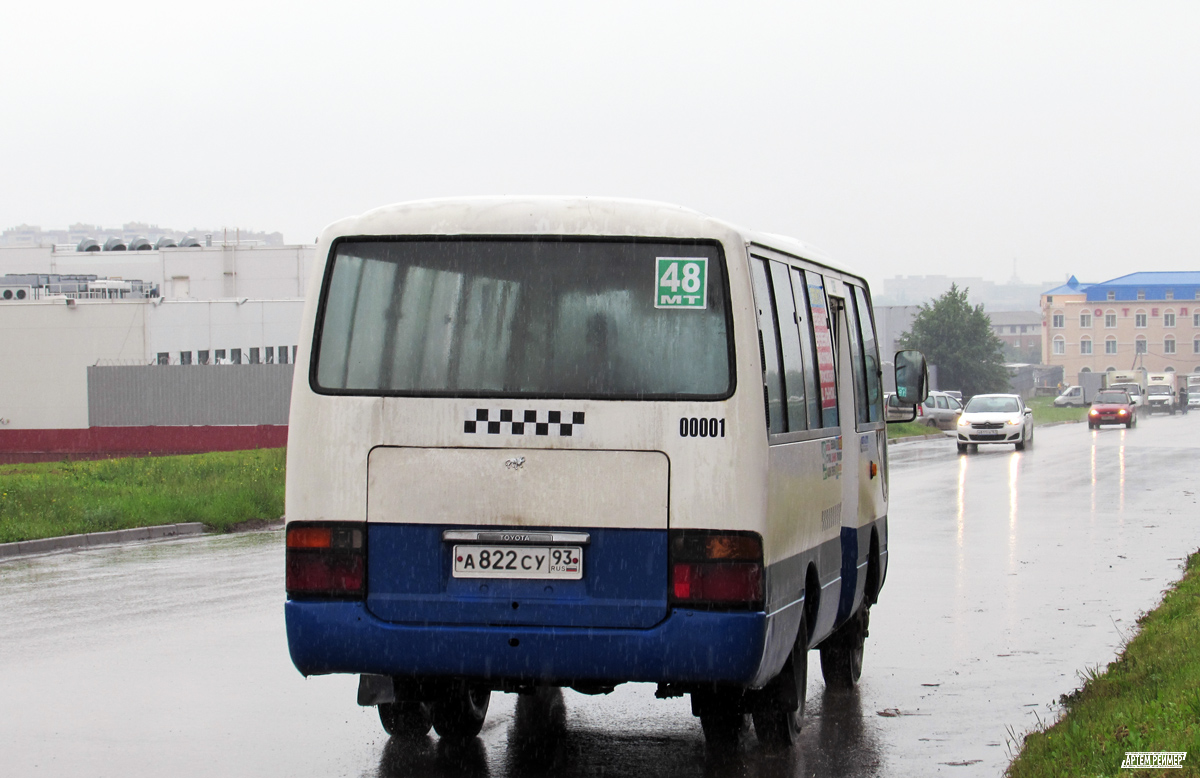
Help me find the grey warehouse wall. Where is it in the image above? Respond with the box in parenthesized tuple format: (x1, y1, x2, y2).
(88, 365, 294, 426)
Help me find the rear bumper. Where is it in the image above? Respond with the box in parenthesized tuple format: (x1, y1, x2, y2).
(286, 600, 767, 686)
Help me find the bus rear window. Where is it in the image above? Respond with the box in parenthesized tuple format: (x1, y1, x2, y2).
(312, 238, 732, 399)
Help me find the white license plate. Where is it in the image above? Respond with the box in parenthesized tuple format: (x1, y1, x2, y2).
(976, 430, 1002, 436)
(452, 545, 583, 580)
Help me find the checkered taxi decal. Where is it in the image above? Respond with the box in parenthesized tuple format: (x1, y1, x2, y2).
(464, 409, 585, 437)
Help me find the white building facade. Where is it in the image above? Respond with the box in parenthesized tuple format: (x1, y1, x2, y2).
(0, 243, 316, 460)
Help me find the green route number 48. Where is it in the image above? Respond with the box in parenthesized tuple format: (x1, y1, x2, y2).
(656, 257, 708, 310)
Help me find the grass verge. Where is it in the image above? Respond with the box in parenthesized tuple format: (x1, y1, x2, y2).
(0, 448, 285, 544)
(1028, 395, 1088, 425)
(1006, 549, 1200, 777)
(886, 421, 948, 441)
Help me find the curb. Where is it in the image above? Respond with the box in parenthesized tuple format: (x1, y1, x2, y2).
(0, 522, 206, 561)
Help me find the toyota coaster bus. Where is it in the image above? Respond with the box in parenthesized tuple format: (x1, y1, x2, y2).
(284, 197, 927, 748)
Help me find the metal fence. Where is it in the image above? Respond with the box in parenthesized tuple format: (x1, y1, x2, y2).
(87, 364, 294, 426)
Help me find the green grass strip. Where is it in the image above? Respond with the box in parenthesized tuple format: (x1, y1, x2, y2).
(1027, 395, 1089, 425)
(886, 421, 947, 441)
(1007, 550, 1200, 777)
(0, 448, 285, 544)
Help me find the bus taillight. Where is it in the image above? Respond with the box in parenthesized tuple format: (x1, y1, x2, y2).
(669, 530, 763, 609)
(286, 522, 365, 599)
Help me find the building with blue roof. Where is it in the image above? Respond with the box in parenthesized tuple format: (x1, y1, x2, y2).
(1041, 272, 1200, 380)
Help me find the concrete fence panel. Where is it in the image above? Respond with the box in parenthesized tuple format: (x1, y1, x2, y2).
(88, 364, 295, 427)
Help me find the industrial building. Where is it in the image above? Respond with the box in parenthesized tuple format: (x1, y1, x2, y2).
(0, 241, 316, 462)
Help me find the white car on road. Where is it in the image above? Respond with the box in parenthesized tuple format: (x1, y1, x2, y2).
(955, 393, 1034, 454)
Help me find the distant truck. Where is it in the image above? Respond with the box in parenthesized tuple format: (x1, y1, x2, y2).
(1106, 368, 1147, 391)
(1145, 372, 1179, 415)
(1107, 369, 1148, 414)
(1053, 385, 1088, 407)
(1053, 371, 1108, 406)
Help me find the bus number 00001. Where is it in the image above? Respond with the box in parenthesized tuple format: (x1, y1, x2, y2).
(679, 417, 725, 438)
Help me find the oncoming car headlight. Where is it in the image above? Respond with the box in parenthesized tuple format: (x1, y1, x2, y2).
(1006, 418, 1022, 425)
(958, 417, 970, 427)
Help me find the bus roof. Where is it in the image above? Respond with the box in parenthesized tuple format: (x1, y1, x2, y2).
(317, 196, 847, 275)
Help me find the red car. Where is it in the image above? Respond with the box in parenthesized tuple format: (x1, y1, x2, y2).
(1088, 390, 1137, 429)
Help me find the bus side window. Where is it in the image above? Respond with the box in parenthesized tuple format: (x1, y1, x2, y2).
(790, 268, 822, 430)
(801, 270, 839, 428)
(748, 258, 786, 434)
(768, 261, 808, 432)
(852, 284, 883, 423)
(843, 287, 870, 425)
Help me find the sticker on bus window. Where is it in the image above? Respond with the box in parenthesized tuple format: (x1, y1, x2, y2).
(808, 277, 838, 411)
(655, 257, 708, 309)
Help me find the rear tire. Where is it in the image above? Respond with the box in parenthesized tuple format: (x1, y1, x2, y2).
(752, 615, 809, 749)
(379, 701, 432, 738)
(700, 709, 748, 749)
(431, 683, 491, 740)
(820, 605, 867, 689)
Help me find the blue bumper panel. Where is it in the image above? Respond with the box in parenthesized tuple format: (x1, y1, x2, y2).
(286, 600, 767, 685)
(365, 524, 668, 629)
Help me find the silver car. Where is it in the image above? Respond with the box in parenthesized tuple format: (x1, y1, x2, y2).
(955, 393, 1034, 453)
(918, 391, 963, 430)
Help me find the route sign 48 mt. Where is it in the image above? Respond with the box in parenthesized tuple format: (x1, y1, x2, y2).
(655, 257, 708, 309)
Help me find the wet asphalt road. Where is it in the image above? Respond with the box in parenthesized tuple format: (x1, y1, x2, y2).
(2, 414, 1199, 777)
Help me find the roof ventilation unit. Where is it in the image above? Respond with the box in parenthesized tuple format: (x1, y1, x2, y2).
(154, 236, 178, 249)
(179, 236, 202, 248)
(77, 238, 101, 252)
(128, 236, 153, 251)
(0, 286, 32, 302)
(103, 237, 127, 251)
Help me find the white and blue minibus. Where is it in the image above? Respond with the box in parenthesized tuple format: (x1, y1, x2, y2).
(284, 197, 927, 747)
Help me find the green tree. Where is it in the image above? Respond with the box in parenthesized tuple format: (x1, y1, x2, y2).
(898, 285, 1011, 397)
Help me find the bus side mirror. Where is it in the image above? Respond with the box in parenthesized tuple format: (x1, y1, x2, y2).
(893, 350, 929, 407)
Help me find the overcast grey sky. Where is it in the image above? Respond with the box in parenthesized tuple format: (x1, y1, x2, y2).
(3, 2, 1198, 288)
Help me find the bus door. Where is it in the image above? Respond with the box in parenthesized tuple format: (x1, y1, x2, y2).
(823, 278, 873, 626)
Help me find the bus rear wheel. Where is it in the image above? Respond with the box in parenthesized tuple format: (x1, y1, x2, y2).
(752, 615, 808, 749)
(699, 709, 748, 748)
(431, 683, 491, 740)
(379, 701, 432, 738)
(820, 606, 868, 688)
(693, 687, 749, 749)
